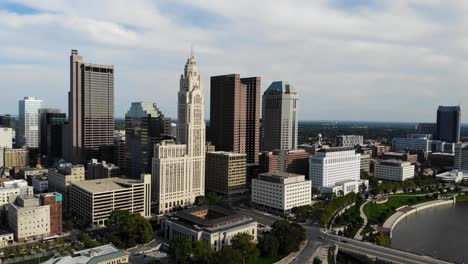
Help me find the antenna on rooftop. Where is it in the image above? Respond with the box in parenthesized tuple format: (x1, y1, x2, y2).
(190, 43, 195, 58)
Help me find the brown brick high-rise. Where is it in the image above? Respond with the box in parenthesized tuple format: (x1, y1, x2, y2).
(40, 193, 62, 236)
(210, 75, 260, 164)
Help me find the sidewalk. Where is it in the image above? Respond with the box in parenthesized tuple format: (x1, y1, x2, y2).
(274, 240, 308, 264)
(354, 201, 369, 240)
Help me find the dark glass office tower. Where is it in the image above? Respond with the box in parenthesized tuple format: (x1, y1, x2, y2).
(125, 102, 171, 178)
(436, 105, 461, 143)
(66, 49, 114, 163)
(39, 109, 66, 159)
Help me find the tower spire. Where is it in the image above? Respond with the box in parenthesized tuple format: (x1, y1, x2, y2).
(190, 44, 194, 58)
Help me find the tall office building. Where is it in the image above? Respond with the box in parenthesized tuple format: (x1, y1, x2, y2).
(17, 97, 44, 148)
(261, 81, 298, 151)
(67, 49, 114, 163)
(125, 102, 171, 178)
(210, 74, 260, 163)
(0, 115, 11, 128)
(39, 109, 66, 159)
(436, 106, 461, 143)
(153, 54, 205, 214)
(454, 143, 468, 171)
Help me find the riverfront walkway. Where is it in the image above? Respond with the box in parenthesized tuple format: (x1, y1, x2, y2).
(382, 199, 454, 237)
(353, 201, 369, 240)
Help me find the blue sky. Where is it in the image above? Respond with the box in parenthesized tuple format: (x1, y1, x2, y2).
(0, 0, 467, 122)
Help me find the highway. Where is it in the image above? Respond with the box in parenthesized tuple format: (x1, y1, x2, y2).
(325, 234, 453, 264)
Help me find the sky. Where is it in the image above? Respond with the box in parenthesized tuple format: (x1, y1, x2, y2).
(0, 0, 468, 122)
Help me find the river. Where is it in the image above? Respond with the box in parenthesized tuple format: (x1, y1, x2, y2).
(391, 202, 468, 263)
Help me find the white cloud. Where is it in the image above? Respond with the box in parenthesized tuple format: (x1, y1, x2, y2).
(0, 0, 467, 122)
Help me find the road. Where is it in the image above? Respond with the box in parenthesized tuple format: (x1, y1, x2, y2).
(292, 224, 323, 263)
(325, 234, 453, 264)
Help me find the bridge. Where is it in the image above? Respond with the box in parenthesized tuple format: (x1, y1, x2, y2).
(325, 233, 453, 264)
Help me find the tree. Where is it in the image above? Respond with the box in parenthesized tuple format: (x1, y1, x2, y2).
(133, 214, 154, 244)
(171, 236, 193, 264)
(231, 233, 259, 264)
(206, 192, 220, 205)
(313, 257, 323, 264)
(258, 234, 279, 257)
(271, 220, 306, 255)
(192, 241, 214, 264)
(213, 246, 243, 264)
(375, 232, 390, 247)
(194, 196, 208, 206)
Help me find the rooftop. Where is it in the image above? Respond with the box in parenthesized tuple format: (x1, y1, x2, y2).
(43, 244, 126, 264)
(378, 159, 412, 166)
(167, 205, 254, 232)
(318, 146, 354, 153)
(265, 81, 296, 94)
(208, 151, 246, 157)
(71, 177, 143, 193)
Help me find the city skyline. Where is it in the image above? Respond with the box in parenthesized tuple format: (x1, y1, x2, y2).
(1, 1, 468, 122)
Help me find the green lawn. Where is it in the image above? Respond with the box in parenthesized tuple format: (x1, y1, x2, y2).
(11, 255, 52, 264)
(457, 195, 468, 202)
(256, 255, 287, 264)
(364, 195, 435, 226)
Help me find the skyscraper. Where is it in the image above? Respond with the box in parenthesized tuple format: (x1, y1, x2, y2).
(125, 102, 171, 178)
(39, 108, 66, 159)
(261, 81, 298, 151)
(209, 74, 260, 163)
(153, 54, 205, 214)
(436, 106, 461, 143)
(17, 97, 44, 148)
(67, 49, 114, 163)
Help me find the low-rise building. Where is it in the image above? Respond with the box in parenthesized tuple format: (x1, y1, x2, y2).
(8, 195, 50, 242)
(19, 167, 48, 180)
(259, 149, 310, 177)
(3, 147, 29, 168)
(69, 174, 151, 228)
(335, 135, 363, 147)
(0, 179, 33, 207)
(0, 231, 13, 248)
(383, 152, 418, 164)
(392, 134, 431, 152)
(42, 244, 129, 264)
(32, 175, 48, 193)
(160, 205, 257, 251)
(374, 160, 415, 182)
(48, 163, 85, 212)
(320, 179, 369, 195)
(251, 172, 311, 214)
(360, 153, 372, 173)
(86, 159, 120, 180)
(0, 128, 13, 149)
(436, 170, 468, 183)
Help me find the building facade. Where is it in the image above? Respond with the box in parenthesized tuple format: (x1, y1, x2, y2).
(67, 49, 114, 163)
(8, 195, 50, 242)
(374, 160, 415, 182)
(205, 151, 247, 199)
(0, 179, 33, 207)
(3, 148, 29, 168)
(161, 205, 257, 251)
(436, 106, 461, 143)
(48, 164, 85, 212)
(86, 159, 120, 179)
(261, 81, 298, 151)
(454, 143, 468, 171)
(251, 172, 311, 214)
(209, 74, 261, 164)
(39, 109, 66, 159)
(335, 135, 363, 147)
(0, 128, 12, 149)
(125, 102, 171, 178)
(153, 55, 205, 214)
(69, 175, 151, 227)
(17, 97, 44, 148)
(259, 149, 309, 177)
(392, 134, 431, 152)
(309, 147, 360, 188)
(0, 115, 11, 128)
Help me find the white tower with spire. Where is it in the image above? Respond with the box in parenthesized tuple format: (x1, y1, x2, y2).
(152, 53, 205, 214)
(178, 54, 205, 197)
